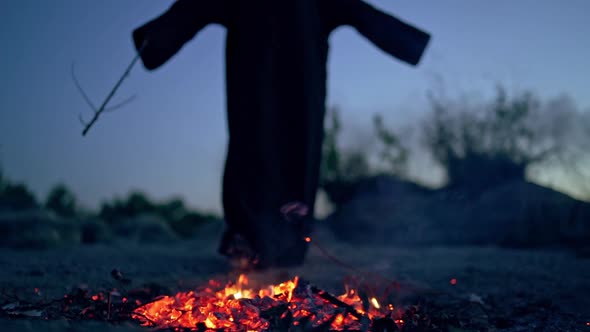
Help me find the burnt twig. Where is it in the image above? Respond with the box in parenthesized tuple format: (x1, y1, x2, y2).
(310, 286, 364, 321)
(129, 312, 157, 327)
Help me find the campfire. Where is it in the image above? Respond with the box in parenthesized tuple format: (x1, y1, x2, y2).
(0, 238, 455, 331)
(132, 274, 405, 331)
(2, 244, 587, 332)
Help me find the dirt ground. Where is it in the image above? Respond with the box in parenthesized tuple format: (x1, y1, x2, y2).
(1, 226, 589, 332)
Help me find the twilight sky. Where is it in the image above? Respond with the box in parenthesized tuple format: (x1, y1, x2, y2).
(1, 1, 589, 212)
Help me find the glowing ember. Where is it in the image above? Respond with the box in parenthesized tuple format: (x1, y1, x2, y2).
(133, 274, 404, 331)
(450, 278, 457, 285)
(370, 297, 381, 309)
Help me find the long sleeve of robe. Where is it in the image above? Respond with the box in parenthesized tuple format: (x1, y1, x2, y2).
(133, 0, 430, 70)
(132, 0, 229, 70)
(320, 0, 430, 65)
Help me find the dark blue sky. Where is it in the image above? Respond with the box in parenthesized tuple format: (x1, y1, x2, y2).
(1, 1, 589, 212)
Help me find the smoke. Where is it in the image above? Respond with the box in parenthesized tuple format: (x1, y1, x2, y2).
(527, 94, 590, 199)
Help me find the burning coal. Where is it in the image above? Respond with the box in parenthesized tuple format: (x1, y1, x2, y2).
(132, 274, 404, 331)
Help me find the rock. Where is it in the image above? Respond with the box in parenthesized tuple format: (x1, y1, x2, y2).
(193, 219, 225, 239)
(111, 214, 178, 244)
(313, 189, 334, 220)
(0, 209, 80, 249)
(80, 218, 113, 244)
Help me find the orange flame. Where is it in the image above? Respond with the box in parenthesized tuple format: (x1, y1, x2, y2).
(132, 274, 403, 331)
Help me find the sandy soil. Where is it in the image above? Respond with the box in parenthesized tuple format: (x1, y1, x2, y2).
(1, 227, 589, 331)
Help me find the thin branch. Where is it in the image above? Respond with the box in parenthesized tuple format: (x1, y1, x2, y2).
(71, 62, 98, 112)
(79, 113, 88, 126)
(103, 94, 137, 112)
(71, 62, 136, 126)
(74, 63, 137, 124)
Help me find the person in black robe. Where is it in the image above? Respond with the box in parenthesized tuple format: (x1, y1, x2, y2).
(132, 0, 430, 269)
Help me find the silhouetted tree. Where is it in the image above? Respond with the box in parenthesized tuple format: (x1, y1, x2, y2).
(45, 184, 77, 218)
(126, 192, 156, 215)
(373, 114, 408, 176)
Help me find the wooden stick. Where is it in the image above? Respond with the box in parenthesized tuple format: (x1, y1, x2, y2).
(81, 41, 147, 136)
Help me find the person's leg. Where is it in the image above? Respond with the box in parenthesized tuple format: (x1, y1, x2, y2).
(218, 2, 328, 268)
(218, 117, 316, 268)
(218, 88, 325, 269)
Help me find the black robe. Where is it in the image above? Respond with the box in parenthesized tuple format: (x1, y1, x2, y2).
(132, 0, 430, 265)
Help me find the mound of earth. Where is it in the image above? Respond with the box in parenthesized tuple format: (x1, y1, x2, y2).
(324, 176, 590, 249)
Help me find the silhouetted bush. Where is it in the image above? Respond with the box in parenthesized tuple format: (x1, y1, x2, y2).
(169, 211, 219, 239)
(0, 180, 38, 211)
(99, 191, 156, 224)
(99, 191, 219, 238)
(320, 108, 368, 205)
(157, 198, 187, 223)
(320, 107, 345, 185)
(372, 114, 409, 176)
(423, 87, 563, 192)
(320, 107, 408, 205)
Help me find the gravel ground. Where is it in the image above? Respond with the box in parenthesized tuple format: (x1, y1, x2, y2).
(1, 227, 589, 331)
